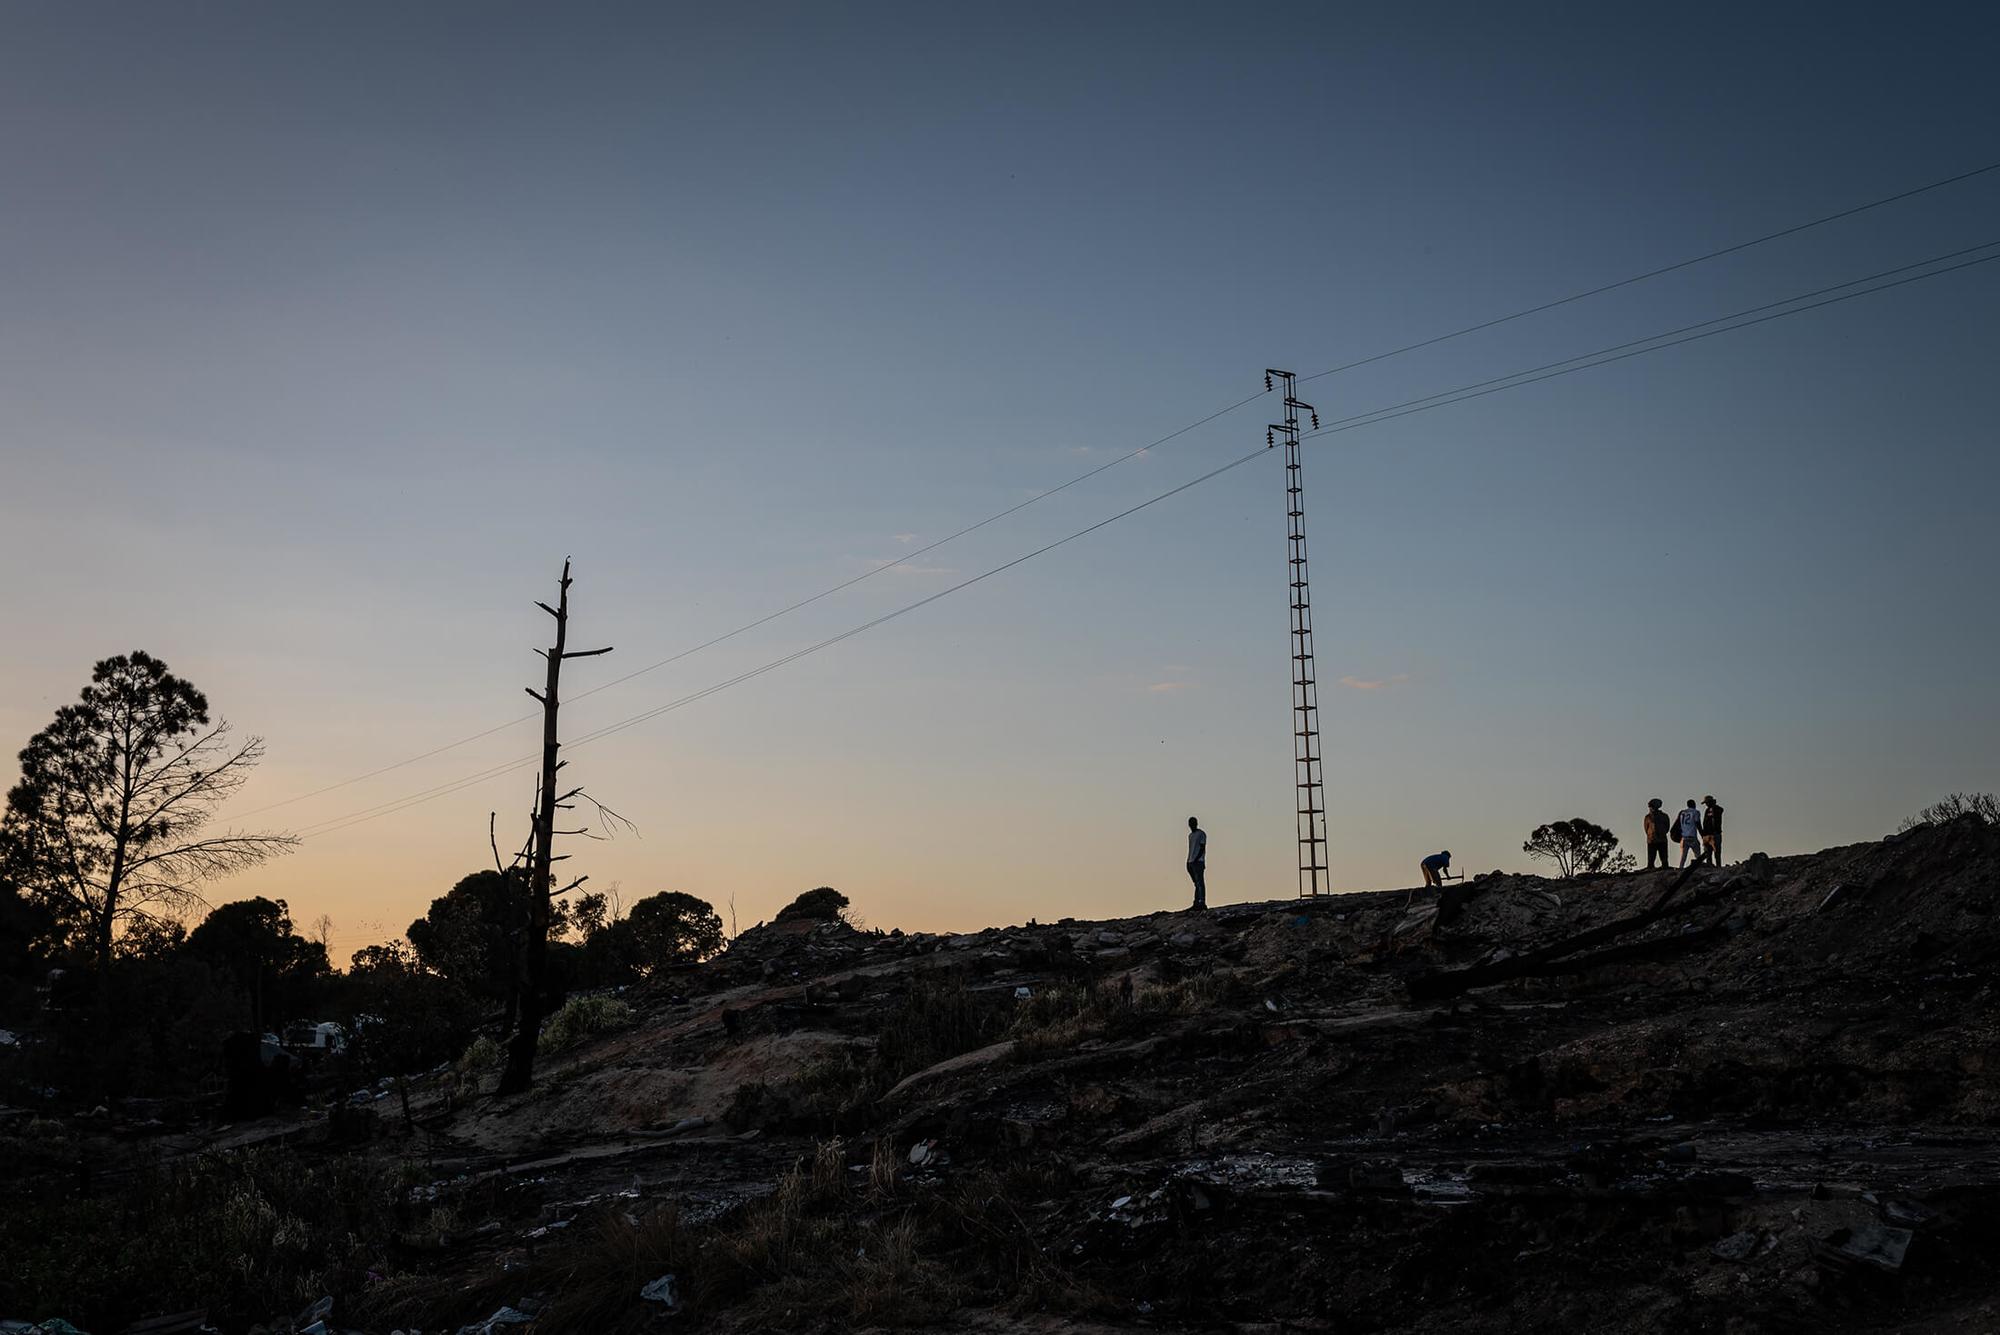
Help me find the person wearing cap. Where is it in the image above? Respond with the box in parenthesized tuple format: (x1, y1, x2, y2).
(1420, 849, 1452, 887)
(1643, 798, 1671, 870)
(1675, 799, 1705, 867)
(1701, 796, 1725, 866)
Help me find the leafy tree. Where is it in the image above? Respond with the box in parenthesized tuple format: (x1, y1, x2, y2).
(118, 916, 187, 962)
(342, 940, 480, 1124)
(775, 886, 849, 924)
(405, 869, 526, 1025)
(0, 867, 54, 1018)
(1522, 818, 1635, 878)
(571, 889, 610, 941)
(623, 891, 724, 972)
(0, 652, 294, 1003)
(1899, 792, 1999, 832)
(405, 868, 579, 1029)
(186, 896, 330, 1030)
(348, 941, 413, 974)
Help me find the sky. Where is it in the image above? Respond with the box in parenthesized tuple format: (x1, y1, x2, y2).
(2, 1, 1997, 960)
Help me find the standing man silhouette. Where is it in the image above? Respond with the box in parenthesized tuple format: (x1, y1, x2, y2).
(1185, 816, 1208, 910)
(1643, 798, 1671, 870)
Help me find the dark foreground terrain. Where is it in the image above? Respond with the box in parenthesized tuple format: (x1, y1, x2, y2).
(7, 816, 2000, 1334)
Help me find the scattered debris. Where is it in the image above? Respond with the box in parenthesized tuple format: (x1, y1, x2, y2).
(638, 1274, 680, 1310)
(1813, 1223, 1914, 1274)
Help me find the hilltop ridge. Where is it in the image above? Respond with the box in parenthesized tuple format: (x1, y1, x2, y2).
(10, 817, 2000, 1333)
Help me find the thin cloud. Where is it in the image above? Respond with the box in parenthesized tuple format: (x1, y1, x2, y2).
(1337, 673, 1410, 691)
(1147, 681, 1193, 693)
(892, 533, 918, 544)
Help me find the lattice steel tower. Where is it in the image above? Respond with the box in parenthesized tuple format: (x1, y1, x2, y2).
(1266, 369, 1327, 896)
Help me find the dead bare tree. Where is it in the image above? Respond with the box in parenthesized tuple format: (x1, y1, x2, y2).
(497, 560, 612, 1097)
(0, 651, 296, 1013)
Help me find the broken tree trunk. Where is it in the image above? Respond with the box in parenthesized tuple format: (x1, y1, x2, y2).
(498, 560, 612, 1096)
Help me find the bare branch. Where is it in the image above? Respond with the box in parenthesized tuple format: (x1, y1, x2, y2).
(123, 832, 299, 881)
(580, 793, 640, 840)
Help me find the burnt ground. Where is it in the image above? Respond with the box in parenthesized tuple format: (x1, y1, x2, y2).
(12, 815, 2000, 1333)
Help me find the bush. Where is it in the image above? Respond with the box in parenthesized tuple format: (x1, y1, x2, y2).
(622, 891, 725, 969)
(1899, 792, 1999, 832)
(0, 1147, 405, 1330)
(537, 994, 633, 1054)
(774, 886, 849, 924)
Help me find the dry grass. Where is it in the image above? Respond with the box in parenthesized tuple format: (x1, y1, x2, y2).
(1010, 973, 1223, 1055)
(0, 1147, 411, 1331)
(365, 1137, 1100, 1332)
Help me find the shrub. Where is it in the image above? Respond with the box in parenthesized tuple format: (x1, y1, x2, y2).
(0, 1147, 403, 1330)
(621, 891, 725, 969)
(537, 994, 633, 1054)
(1899, 792, 1999, 832)
(774, 886, 849, 924)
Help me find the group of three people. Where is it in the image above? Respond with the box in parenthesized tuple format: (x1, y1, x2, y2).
(1645, 795, 1724, 869)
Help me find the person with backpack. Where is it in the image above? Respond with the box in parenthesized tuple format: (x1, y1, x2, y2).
(1676, 799, 1705, 867)
(1643, 798, 1671, 870)
(1702, 796, 1725, 866)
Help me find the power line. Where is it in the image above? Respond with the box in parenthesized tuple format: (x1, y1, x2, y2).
(1302, 246, 2000, 442)
(244, 158, 2000, 823)
(237, 388, 1268, 819)
(295, 447, 1273, 840)
(1300, 158, 2000, 383)
(292, 243, 1998, 843)
(1305, 240, 2000, 436)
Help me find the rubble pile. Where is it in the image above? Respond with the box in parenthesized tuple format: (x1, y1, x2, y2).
(10, 818, 2000, 1332)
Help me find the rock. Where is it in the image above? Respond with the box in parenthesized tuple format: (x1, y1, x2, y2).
(1170, 932, 1199, 948)
(1880, 1198, 1942, 1229)
(880, 1038, 1020, 1102)
(1814, 1223, 1913, 1273)
(1711, 1230, 1762, 1262)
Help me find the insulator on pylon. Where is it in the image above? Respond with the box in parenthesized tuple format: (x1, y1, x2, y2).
(1264, 373, 1273, 391)
(1266, 429, 1274, 446)
(1310, 412, 1319, 429)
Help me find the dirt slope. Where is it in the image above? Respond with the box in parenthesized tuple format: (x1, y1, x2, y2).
(346, 817, 2000, 1331)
